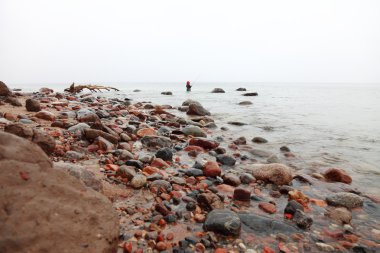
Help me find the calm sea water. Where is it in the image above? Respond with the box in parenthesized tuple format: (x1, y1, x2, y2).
(16, 82, 380, 194)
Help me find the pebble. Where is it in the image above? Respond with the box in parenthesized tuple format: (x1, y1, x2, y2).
(204, 209, 241, 236)
(130, 174, 147, 189)
(326, 192, 363, 209)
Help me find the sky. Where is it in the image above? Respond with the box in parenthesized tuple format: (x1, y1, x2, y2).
(0, 0, 379, 84)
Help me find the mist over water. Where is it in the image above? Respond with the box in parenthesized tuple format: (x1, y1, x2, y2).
(17, 82, 380, 193)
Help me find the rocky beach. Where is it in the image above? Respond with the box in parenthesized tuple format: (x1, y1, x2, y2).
(0, 81, 379, 253)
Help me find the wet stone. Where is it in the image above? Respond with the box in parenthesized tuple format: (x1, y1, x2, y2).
(204, 209, 241, 236)
(326, 192, 363, 209)
(155, 147, 173, 161)
(284, 200, 304, 215)
(216, 154, 236, 166)
(252, 136, 268, 143)
(233, 188, 251, 201)
(293, 210, 313, 229)
(125, 160, 144, 169)
(197, 192, 224, 211)
(240, 173, 255, 184)
(223, 173, 241, 186)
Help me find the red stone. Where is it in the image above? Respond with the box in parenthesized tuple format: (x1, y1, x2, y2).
(123, 242, 133, 253)
(324, 168, 352, 184)
(151, 158, 169, 169)
(136, 128, 156, 137)
(188, 138, 219, 150)
(203, 161, 221, 177)
(184, 145, 205, 152)
(143, 166, 159, 175)
(233, 188, 251, 201)
(259, 202, 277, 214)
(19, 171, 30, 181)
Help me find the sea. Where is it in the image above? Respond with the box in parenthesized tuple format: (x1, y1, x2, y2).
(15, 82, 380, 194)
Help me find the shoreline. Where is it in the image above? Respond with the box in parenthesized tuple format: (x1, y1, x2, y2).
(1, 82, 379, 252)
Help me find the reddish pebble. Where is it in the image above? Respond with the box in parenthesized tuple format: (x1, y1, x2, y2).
(156, 242, 167, 251)
(151, 158, 169, 169)
(19, 171, 30, 181)
(123, 242, 133, 253)
(324, 168, 352, 184)
(263, 246, 275, 253)
(215, 249, 227, 253)
(166, 232, 174, 240)
(195, 242, 206, 252)
(259, 202, 277, 214)
(203, 161, 221, 177)
(233, 188, 251, 201)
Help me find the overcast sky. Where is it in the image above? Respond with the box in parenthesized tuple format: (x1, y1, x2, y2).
(0, 0, 379, 84)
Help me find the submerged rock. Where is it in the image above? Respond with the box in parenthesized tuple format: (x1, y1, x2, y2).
(211, 88, 225, 93)
(252, 136, 268, 143)
(189, 137, 219, 150)
(216, 154, 236, 166)
(243, 92, 258, 96)
(239, 213, 298, 234)
(238, 101, 252, 105)
(236, 88, 247, 91)
(182, 126, 207, 137)
(324, 168, 352, 184)
(326, 192, 363, 209)
(204, 209, 241, 236)
(293, 210, 313, 229)
(197, 192, 224, 211)
(187, 103, 211, 116)
(252, 163, 293, 185)
(161, 91, 173, 95)
(325, 207, 352, 224)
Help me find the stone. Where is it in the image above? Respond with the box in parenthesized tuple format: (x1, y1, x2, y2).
(141, 135, 172, 148)
(240, 173, 255, 184)
(32, 129, 56, 155)
(150, 180, 172, 192)
(68, 123, 91, 133)
(252, 137, 268, 143)
(5, 97, 22, 106)
(184, 168, 204, 177)
(182, 99, 201, 106)
(211, 88, 225, 93)
(325, 207, 352, 225)
(293, 210, 313, 229)
(204, 209, 241, 236)
(161, 91, 173, 95)
(76, 108, 100, 123)
(315, 243, 334, 252)
(4, 123, 34, 140)
(324, 168, 352, 184)
(0, 131, 119, 253)
(151, 158, 169, 168)
(227, 121, 247, 126)
(251, 163, 292, 185)
(238, 101, 252, 105)
(259, 202, 277, 214)
(155, 147, 173, 161)
(189, 137, 219, 149)
(233, 136, 246, 145)
(284, 200, 304, 215)
(54, 162, 102, 192)
(233, 188, 251, 201)
(197, 192, 224, 211)
(137, 128, 157, 137)
(243, 92, 258, 96)
(280, 146, 291, 152)
(239, 214, 298, 234)
(203, 161, 221, 177)
(248, 148, 272, 157)
(182, 126, 207, 137)
(0, 81, 11, 96)
(236, 88, 247, 91)
(96, 136, 115, 151)
(125, 160, 144, 169)
(84, 128, 119, 144)
(326, 192, 363, 209)
(65, 151, 84, 160)
(130, 174, 147, 189)
(216, 154, 236, 166)
(35, 110, 56, 121)
(116, 165, 136, 180)
(187, 103, 211, 116)
(25, 98, 41, 112)
(223, 173, 241, 186)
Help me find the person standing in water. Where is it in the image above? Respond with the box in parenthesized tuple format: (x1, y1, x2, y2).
(186, 81, 192, 91)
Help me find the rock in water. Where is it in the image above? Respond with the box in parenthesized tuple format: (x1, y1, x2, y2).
(326, 192, 363, 209)
(236, 88, 247, 91)
(182, 126, 207, 137)
(0, 131, 119, 253)
(182, 99, 201, 106)
(324, 168, 352, 184)
(251, 163, 293, 185)
(252, 137, 268, 143)
(243, 92, 258, 96)
(204, 209, 241, 236)
(25, 98, 41, 112)
(211, 88, 225, 93)
(0, 81, 11, 96)
(187, 103, 211, 116)
(161, 91, 173, 95)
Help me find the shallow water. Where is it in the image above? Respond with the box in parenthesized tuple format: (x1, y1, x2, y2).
(17, 82, 380, 194)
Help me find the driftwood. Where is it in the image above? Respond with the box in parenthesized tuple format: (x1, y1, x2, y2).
(64, 83, 120, 94)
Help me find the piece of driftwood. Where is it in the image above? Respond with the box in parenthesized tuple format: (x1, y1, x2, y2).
(64, 83, 120, 94)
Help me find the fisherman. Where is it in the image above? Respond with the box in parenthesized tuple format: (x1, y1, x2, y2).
(186, 81, 192, 91)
